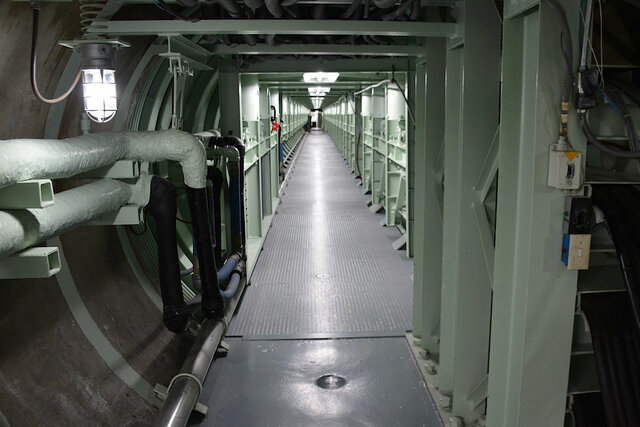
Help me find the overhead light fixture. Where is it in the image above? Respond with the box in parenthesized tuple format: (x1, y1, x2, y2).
(303, 72, 340, 83)
(308, 87, 331, 96)
(311, 96, 324, 109)
(78, 43, 118, 123)
(59, 39, 129, 124)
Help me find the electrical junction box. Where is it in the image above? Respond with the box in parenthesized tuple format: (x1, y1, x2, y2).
(562, 234, 591, 270)
(561, 196, 592, 270)
(548, 146, 582, 190)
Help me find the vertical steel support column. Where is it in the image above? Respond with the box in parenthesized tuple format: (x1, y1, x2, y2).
(438, 2, 501, 423)
(406, 70, 416, 257)
(413, 38, 446, 352)
(438, 46, 463, 394)
(486, 2, 581, 425)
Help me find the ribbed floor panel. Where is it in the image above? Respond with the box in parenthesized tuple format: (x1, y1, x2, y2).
(227, 131, 413, 338)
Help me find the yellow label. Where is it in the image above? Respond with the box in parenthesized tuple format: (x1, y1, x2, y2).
(563, 151, 580, 161)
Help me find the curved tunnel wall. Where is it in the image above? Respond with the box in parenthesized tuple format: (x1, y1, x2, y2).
(0, 3, 311, 424)
(0, 3, 208, 425)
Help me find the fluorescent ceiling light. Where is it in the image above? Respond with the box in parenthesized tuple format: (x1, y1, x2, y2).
(311, 96, 324, 108)
(308, 87, 331, 96)
(303, 72, 340, 83)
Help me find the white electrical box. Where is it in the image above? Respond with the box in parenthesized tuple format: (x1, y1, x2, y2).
(548, 145, 582, 190)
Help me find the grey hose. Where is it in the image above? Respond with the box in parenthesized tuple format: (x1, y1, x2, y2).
(282, 0, 299, 6)
(218, 0, 243, 18)
(266, 34, 278, 45)
(341, 0, 363, 19)
(265, 0, 284, 17)
(382, 0, 411, 20)
(579, 113, 640, 159)
(372, 0, 397, 8)
(410, 0, 419, 20)
(243, 34, 258, 45)
(244, 0, 265, 9)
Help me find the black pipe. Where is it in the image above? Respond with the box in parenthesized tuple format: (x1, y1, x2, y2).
(147, 176, 192, 333)
(185, 186, 225, 320)
(208, 164, 224, 266)
(208, 135, 247, 253)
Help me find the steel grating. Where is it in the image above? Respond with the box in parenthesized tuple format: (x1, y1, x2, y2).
(227, 132, 413, 338)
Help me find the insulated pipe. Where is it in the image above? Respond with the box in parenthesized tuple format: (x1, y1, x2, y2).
(155, 271, 247, 427)
(0, 130, 207, 190)
(147, 176, 192, 334)
(185, 186, 225, 320)
(0, 177, 151, 258)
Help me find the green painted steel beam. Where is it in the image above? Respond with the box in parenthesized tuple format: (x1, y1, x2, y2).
(413, 38, 445, 352)
(486, 2, 583, 426)
(260, 82, 378, 88)
(89, 20, 460, 38)
(218, 58, 413, 73)
(0, 180, 54, 209)
(437, 1, 501, 424)
(0, 247, 61, 279)
(117, 0, 456, 5)
(211, 44, 426, 57)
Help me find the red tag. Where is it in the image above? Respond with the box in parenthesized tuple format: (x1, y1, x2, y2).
(271, 122, 279, 131)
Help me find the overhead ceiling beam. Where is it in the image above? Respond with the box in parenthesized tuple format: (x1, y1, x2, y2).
(264, 83, 370, 88)
(115, 0, 455, 5)
(210, 43, 424, 57)
(89, 20, 459, 38)
(218, 58, 413, 73)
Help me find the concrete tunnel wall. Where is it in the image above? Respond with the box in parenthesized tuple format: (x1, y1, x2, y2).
(0, 3, 197, 425)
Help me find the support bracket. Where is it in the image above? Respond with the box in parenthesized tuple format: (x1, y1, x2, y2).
(0, 247, 61, 279)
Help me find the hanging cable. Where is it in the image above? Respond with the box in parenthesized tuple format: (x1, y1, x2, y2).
(391, 68, 416, 126)
(153, 0, 200, 22)
(579, 113, 640, 159)
(542, 0, 574, 136)
(30, 4, 81, 104)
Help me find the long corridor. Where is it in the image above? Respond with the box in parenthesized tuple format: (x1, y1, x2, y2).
(195, 131, 441, 426)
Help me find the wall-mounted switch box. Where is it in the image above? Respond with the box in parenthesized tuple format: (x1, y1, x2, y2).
(548, 145, 582, 190)
(562, 234, 591, 270)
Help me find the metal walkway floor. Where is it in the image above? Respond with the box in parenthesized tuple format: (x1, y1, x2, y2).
(195, 131, 441, 426)
(227, 130, 414, 339)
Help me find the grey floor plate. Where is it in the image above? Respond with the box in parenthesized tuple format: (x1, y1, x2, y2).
(227, 133, 413, 338)
(192, 337, 442, 427)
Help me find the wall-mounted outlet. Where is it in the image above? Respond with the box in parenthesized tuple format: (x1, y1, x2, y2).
(548, 146, 582, 190)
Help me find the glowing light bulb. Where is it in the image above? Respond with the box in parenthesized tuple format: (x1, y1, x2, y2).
(81, 68, 117, 123)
